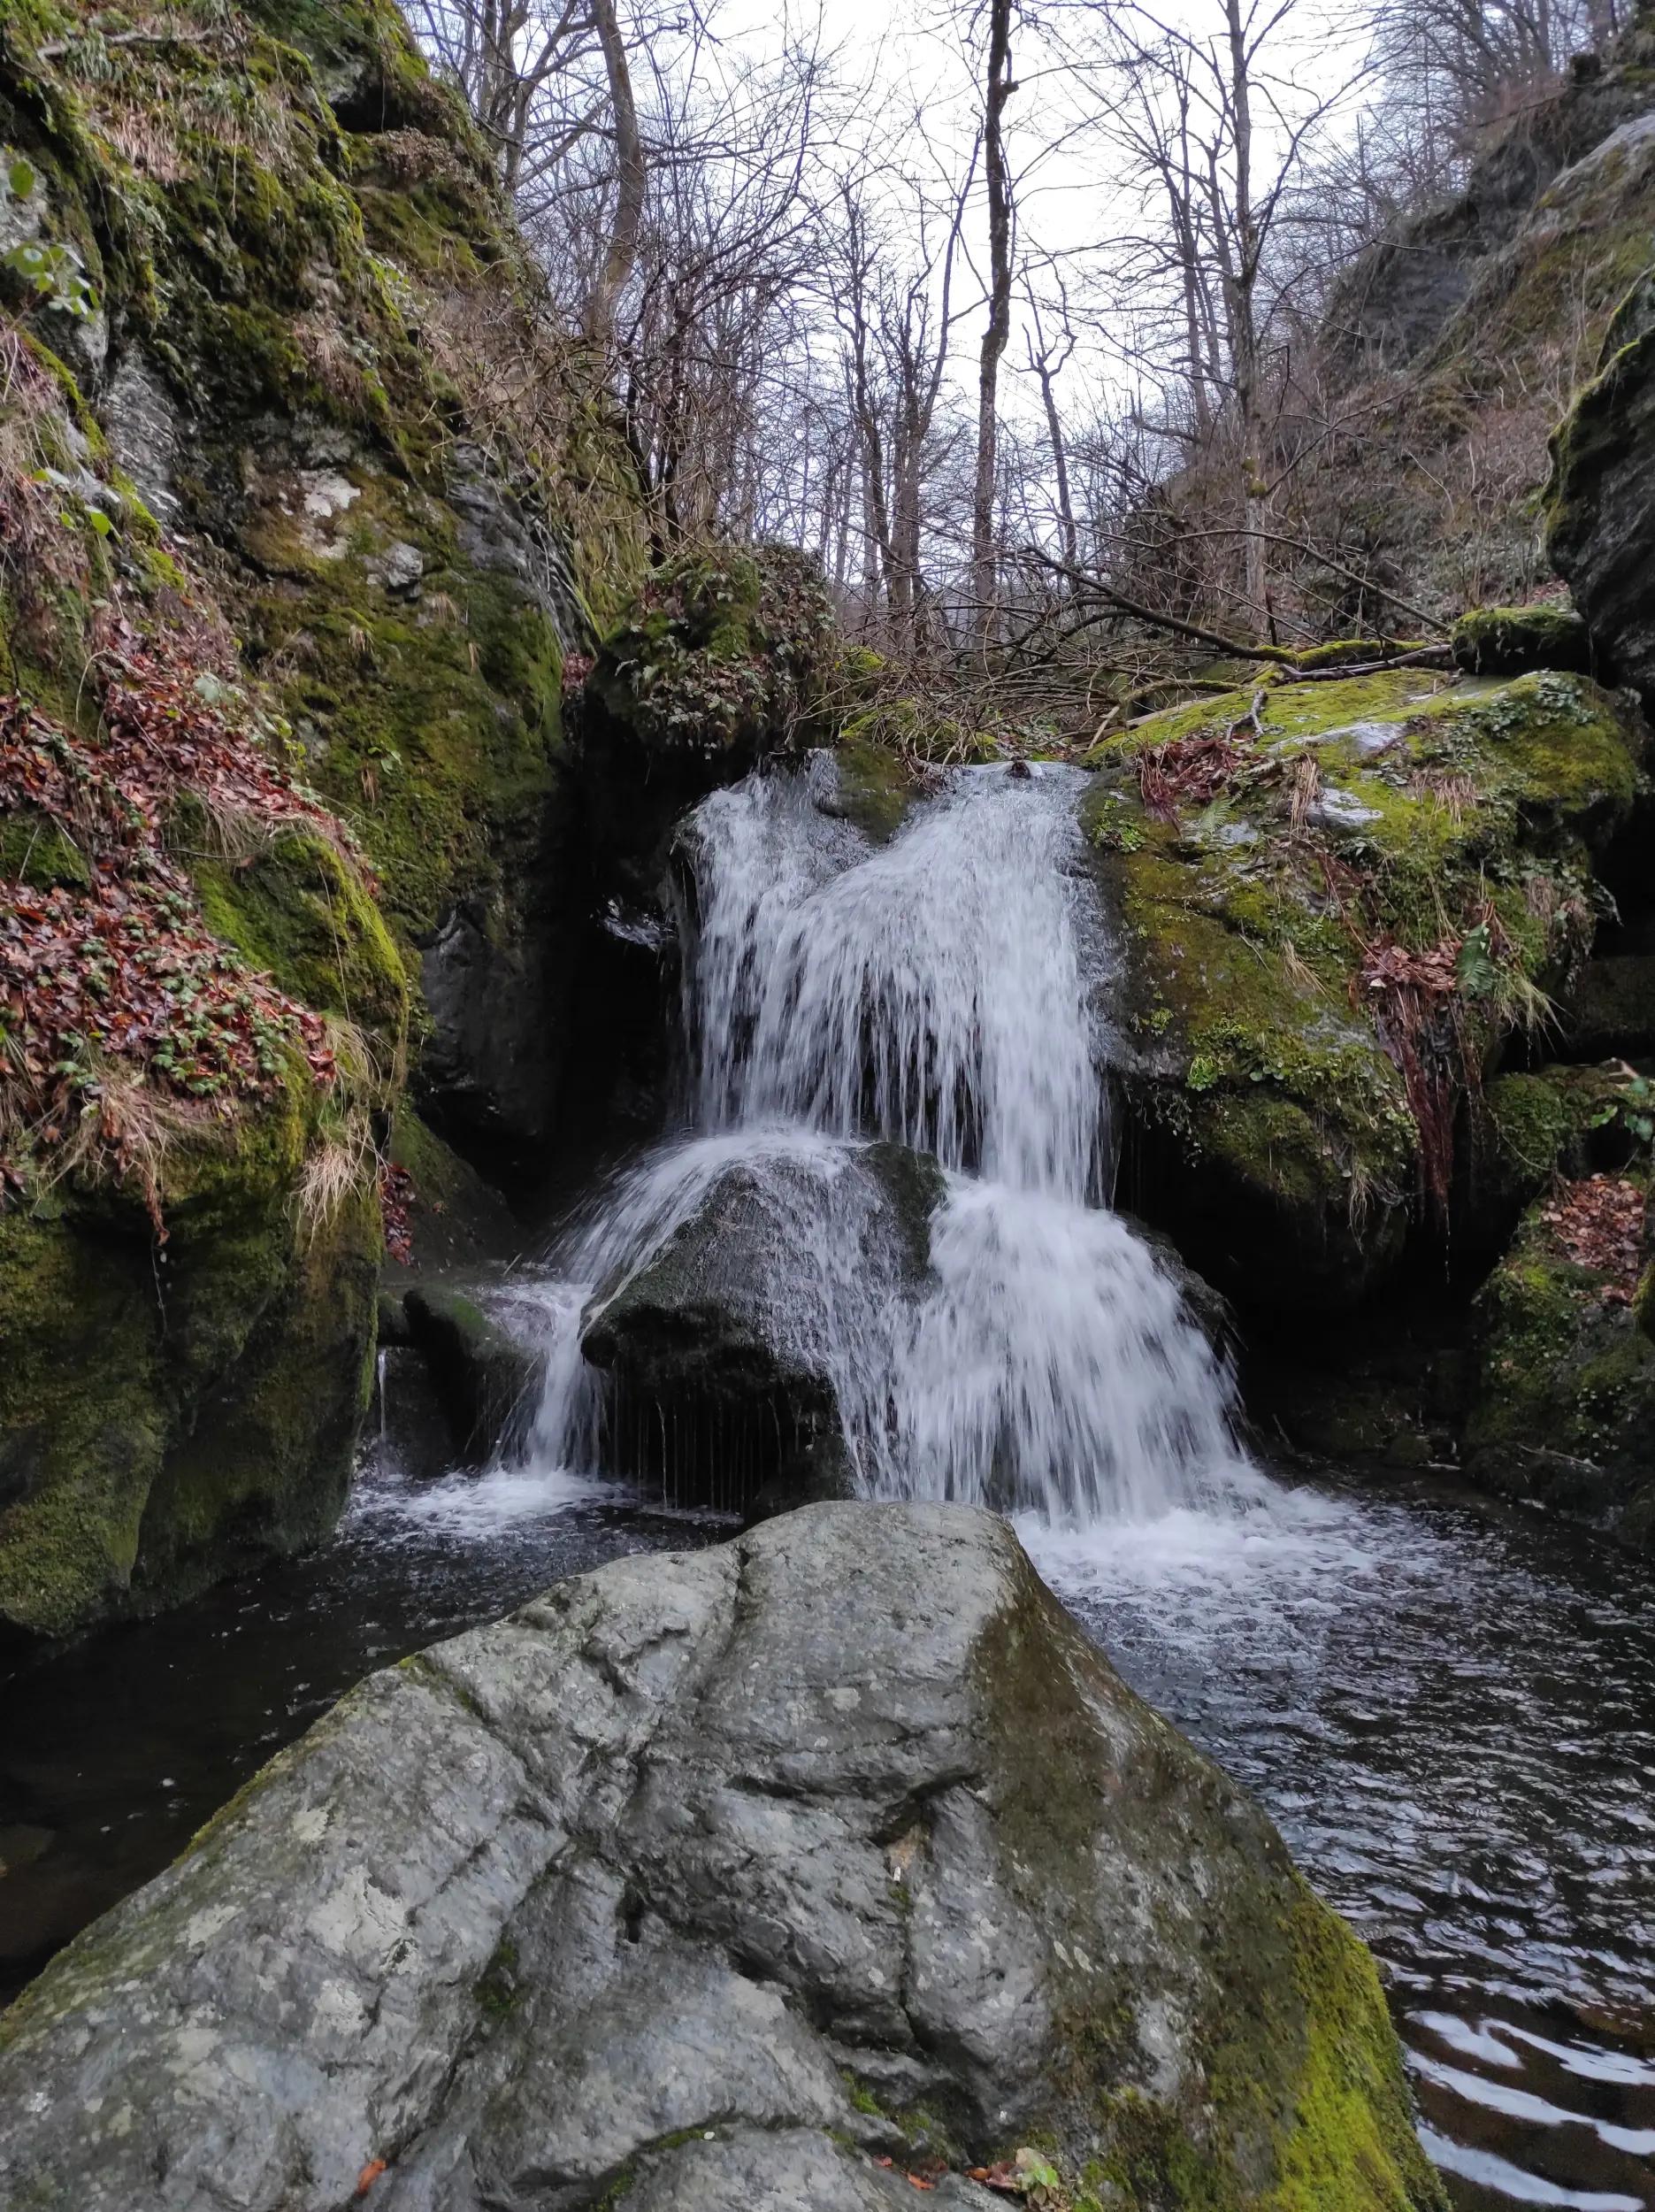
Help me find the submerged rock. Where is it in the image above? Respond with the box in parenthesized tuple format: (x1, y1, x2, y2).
(0, 1504, 1444, 2212)
(581, 1141, 945, 1515)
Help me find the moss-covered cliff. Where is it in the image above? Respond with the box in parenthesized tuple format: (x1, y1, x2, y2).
(1086, 661, 1644, 1319)
(1314, 8, 1655, 619)
(0, 0, 648, 1635)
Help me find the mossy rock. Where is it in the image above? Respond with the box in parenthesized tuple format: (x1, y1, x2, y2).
(0, 0, 656, 1637)
(1464, 1182, 1655, 1544)
(580, 542, 839, 904)
(588, 542, 834, 761)
(187, 818, 410, 1071)
(1452, 603, 1593, 676)
(823, 728, 924, 843)
(0, 0, 647, 1150)
(0, 808, 89, 889)
(402, 1283, 538, 1464)
(1090, 668, 1644, 1320)
(0, 1505, 1445, 2212)
(1565, 952, 1655, 1056)
(0, 1070, 380, 1640)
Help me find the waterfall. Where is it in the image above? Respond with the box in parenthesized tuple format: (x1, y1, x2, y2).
(519, 755, 1253, 1525)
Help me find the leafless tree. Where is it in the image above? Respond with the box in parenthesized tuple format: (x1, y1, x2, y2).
(971, 0, 1017, 640)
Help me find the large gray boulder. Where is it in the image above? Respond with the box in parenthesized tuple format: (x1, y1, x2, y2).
(0, 1505, 1442, 2212)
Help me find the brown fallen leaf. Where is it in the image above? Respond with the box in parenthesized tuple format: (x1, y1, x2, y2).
(356, 2160, 387, 2197)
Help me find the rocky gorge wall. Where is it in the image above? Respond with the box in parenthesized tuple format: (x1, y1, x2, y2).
(0, 0, 659, 1638)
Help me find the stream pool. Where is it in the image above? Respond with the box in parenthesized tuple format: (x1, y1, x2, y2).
(2, 1457, 1651, 2212)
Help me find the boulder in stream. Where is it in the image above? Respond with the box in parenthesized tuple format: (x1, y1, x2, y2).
(402, 1286, 540, 1466)
(581, 1140, 946, 1515)
(0, 1503, 1444, 2212)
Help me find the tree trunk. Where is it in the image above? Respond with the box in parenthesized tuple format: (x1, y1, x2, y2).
(1223, 0, 1268, 635)
(971, 0, 1015, 647)
(586, 0, 645, 350)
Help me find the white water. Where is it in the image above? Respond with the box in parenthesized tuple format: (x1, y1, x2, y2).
(502, 753, 1258, 1526)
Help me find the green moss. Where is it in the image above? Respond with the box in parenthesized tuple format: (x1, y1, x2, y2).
(188, 819, 409, 1064)
(0, 807, 89, 888)
(829, 731, 922, 843)
(1092, 667, 1642, 1308)
(590, 542, 835, 759)
(1467, 1187, 1655, 1501)
(1486, 1071, 1581, 1185)
(475, 1934, 522, 2021)
(838, 696, 997, 775)
(0, 1058, 380, 1639)
(1452, 603, 1591, 676)
(249, 572, 567, 945)
(969, 1562, 1443, 2210)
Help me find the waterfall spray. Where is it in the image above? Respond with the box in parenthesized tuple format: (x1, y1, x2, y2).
(520, 756, 1251, 1524)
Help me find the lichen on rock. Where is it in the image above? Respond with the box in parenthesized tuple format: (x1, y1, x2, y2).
(0, 1503, 1444, 2212)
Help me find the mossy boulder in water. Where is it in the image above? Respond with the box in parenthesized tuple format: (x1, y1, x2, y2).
(401, 1284, 539, 1466)
(1465, 1174, 1655, 1545)
(0, 1503, 1444, 2212)
(1086, 666, 1643, 1321)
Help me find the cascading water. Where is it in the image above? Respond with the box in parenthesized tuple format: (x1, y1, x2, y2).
(517, 751, 1255, 1525)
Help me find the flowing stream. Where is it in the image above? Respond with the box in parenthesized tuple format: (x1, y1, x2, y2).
(2, 756, 1652, 2209)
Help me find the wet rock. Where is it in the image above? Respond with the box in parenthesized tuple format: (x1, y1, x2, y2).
(418, 895, 570, 1159)
(581, 1142, 944, 1514)
(1564, 954, 1655, 1059)
(403, 1286, 539, 1466)
(1464, 1180, 1655, 1545)
(0, 1503, 1444, 2212)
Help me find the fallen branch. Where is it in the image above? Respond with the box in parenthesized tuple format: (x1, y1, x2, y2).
(1023, 547, 1295, 664)
(1280, 643, 1453, 682)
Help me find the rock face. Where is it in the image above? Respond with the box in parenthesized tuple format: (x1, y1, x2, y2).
(1550, 269, 1655, 702)
(582, 1143, 945, 1514)
(0, 0, 653, 1629)
(0, 1097, 380, 1640)
(1088, 667, 1643, 1325)
(1313, 16, 1655, 615)
(0, 1504, 1443, 2212)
